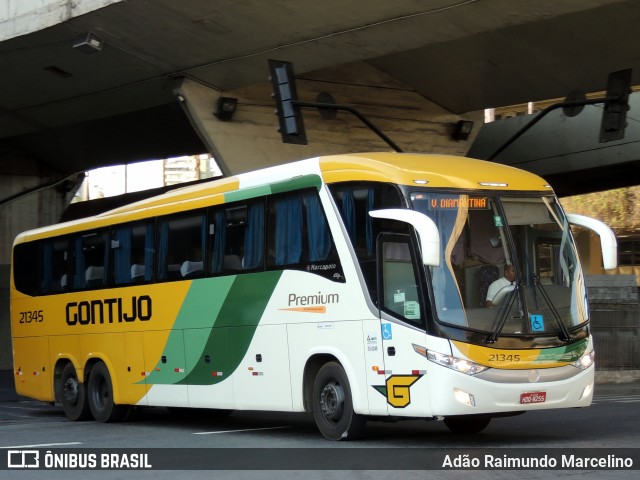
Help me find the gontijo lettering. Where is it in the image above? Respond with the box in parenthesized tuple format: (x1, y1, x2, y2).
(66, 296, 152, 325)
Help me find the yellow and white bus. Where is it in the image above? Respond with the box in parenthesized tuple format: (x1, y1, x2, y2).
(10, 152, 616, 440)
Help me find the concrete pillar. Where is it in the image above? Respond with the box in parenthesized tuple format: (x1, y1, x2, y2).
(0, 155, 82, 369)
(0, 0, 123, 42)
(174, 62, 482, 175)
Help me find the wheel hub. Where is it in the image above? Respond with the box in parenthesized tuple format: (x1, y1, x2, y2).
(63, 378, 79, 406)
(319, 380, 345, 423)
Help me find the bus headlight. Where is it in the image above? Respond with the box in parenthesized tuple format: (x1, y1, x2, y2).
(413, 344, 488, 375)
(572, 350, 595, 370)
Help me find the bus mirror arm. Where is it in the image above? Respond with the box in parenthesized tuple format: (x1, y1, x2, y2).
(368, 209, 440, 267)
(566, 213, 617, 270)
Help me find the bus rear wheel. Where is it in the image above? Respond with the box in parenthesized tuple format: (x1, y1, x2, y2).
(444, 416, 491, 434)
(58, 363, 91, 421)
(87, 362, 129, 422)
(312, 362, 366, 441)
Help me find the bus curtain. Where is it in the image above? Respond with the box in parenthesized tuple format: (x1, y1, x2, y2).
(243, 203, 264, 269)
(41, 242, 53, 292)
(73, 237, 86, 289)
(158, 221, 170, 279)
(275, 196, 302, 265)
(304, 193, 332, 262)
(113, 227, 132, 284)
(421, 194, 465, 322)
(340, 188, 375, 256)
(366, 188, 374, 255)
(144, 224, 154, 281)
(211, 211, 226, 273)
(341, 190, 356, 244)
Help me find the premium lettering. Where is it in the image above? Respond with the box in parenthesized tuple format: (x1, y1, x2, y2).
(288, 291, 339, 307)
(66, 296, 152, 325)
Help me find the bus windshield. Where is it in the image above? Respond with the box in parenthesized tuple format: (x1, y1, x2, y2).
(409, 191, 587, 339)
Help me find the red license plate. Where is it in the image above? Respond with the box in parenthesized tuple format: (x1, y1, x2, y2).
(520, 391, 547, 404)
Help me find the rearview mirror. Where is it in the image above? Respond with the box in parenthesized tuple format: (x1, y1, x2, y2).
(566, 213, 617, 270)
(369, 209, 440, 267)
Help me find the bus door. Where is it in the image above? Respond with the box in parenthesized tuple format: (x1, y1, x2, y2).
(377, 233, 428, 415)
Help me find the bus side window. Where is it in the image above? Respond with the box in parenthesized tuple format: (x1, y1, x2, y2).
(112, 222, 154, 285)
(157, 212, 206, 281)
(266, 190, 343, 281)
(242, 202, 264, 271)
(329, 183, 403, 292)
(269, 194, 304, 267)
(329, 183, 403, 258)
(209, 201, 264, 276)
(13, 239, 67, 296)
(13, 241, 39, 296)
(377, 234, 424, 327)
(71, 230, 108, 290)
(51, 238, 69, 292)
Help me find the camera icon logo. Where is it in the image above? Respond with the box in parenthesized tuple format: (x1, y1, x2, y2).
(7, 450, 40, 468)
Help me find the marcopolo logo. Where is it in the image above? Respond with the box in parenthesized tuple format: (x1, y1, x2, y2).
(66, 295, 152, 326)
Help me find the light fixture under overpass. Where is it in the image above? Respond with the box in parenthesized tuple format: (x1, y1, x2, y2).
(452, 120, 474, 141)
(72, 32, 104, 54)
(214, 97, 238, 121)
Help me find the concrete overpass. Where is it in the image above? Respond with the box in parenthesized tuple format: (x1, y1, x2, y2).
(3, 0, 640, 179)
(468, 92, 640, 197)
(2, 0, 640, 368)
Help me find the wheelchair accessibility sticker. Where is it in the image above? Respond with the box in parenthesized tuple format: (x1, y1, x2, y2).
(530, 314, 545, 332)
(381, 323, 393, 340)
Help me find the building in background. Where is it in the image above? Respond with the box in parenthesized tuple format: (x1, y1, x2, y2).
(76, 154, 222, 201)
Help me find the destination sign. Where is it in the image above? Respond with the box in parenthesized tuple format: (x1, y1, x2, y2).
(413, 195, 490, 210)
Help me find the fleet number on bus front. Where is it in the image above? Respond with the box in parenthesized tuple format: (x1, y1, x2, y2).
(19, 310, 44, 323)
(488, 354, 521, 362)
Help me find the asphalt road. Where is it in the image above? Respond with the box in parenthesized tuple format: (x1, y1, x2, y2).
(1, 370, 639, 479)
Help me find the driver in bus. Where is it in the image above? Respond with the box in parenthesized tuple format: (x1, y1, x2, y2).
(485, 264, 516, 307)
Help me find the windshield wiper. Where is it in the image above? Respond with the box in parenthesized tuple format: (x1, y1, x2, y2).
(531, 273, 572, 343)
(485, 281, 522, 344)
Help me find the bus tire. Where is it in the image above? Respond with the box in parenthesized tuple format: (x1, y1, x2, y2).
(87, 362, 129, 423)
(444, 416, 491, 434)
(58, 363, 91, 421)
(312, 362, 366, 441)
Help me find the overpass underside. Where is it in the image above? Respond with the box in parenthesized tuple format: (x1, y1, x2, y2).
(468, 93, 640, 197)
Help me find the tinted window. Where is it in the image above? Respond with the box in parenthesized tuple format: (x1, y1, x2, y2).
(112, 222, 154, 284)
(209, 201, 265, 275)
(70, 230, 109, 289)
(329, 183, 403, 294)
(267, 190, 343, 281)
(13, 242, 39, 296)
(158, 212, 206, 280)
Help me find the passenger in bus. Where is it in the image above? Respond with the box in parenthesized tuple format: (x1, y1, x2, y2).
(485, 264, 516, 307)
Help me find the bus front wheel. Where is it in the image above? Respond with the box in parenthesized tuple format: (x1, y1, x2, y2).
(312, 362, 366, 440)
(58, 363, 91, 421)
(87, 362, 129, 422)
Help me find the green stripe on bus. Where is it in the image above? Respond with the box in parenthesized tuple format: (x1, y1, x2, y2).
(224, 185, 272, 203)
(141, 276, 235, 385)
(270, 175, 322, 194)
(536, 338, 588, 363)
(183, 270, 283, 385)
(144, 271, 282, 386)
